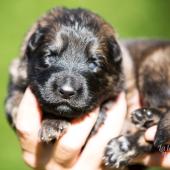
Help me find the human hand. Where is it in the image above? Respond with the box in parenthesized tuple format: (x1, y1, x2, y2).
(15, 88, 127, 170)
(135, 126, 170, 169)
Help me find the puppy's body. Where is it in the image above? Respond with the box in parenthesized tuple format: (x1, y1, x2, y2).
(5, 7, 170, 169)
(104, 40, 170, 168)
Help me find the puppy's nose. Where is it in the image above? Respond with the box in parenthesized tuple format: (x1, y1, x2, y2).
(59, 84, 75, 98)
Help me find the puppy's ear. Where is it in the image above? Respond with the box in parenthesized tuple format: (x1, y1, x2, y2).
(107, 37, 122, 63)
(26, 27, 45, 57)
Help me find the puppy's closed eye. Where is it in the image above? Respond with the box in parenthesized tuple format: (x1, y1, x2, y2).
(35, 61, 51, 71)
(88, 56, 106, 73)
(88, 59, 101, 73)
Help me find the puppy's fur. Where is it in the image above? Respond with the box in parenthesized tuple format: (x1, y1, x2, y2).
(5, 7, 170, 169)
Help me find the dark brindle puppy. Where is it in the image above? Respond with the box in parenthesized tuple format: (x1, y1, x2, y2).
(5, 7, 170, 169)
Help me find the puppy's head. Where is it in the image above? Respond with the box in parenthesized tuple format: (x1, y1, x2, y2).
(25, 8, 123, 118)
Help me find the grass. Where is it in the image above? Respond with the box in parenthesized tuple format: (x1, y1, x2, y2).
(0, 0, 170, 169)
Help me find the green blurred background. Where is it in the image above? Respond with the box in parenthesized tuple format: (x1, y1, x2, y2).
(0, 0, 170, 169)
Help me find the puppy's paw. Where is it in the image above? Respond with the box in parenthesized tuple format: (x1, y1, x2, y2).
(39, 119, 69, 143)
(104, 136, 135, 168)
(131, 108, 160, 129)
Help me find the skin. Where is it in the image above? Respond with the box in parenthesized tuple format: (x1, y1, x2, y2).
(15, 88, 170, 170)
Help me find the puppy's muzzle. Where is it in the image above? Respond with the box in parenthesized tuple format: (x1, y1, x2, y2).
(54, 75, 84, 100)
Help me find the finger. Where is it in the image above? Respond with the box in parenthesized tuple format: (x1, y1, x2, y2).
(22, 152, 37, 169)
(53, 108, 99, 167)
(75, 92, 127, 170)
(16, 87, 42, 153)
(136, 152, 170, 168)
(145, 126, 157, 142)
(22, 147, 53, 170)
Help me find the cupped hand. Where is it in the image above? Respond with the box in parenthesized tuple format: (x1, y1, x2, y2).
(15, 88, 127, 170)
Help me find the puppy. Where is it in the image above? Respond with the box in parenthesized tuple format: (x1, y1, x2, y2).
(5, 7, 170, 169)
(6, 8, 123, 142)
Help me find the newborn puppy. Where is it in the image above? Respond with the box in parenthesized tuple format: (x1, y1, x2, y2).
(5, 7, 170, 170)
(6, 7, 123, 142)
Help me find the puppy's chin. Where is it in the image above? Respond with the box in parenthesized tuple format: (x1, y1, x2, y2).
(55, 105, 73, 115)
(44, 104, 86, 119)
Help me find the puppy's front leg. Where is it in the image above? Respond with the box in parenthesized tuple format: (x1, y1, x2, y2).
(39, 119, 70, 143)
(90, 101, 114, 136)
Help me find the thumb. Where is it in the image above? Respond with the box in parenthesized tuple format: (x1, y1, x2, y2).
(16, 87, 42, 138)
